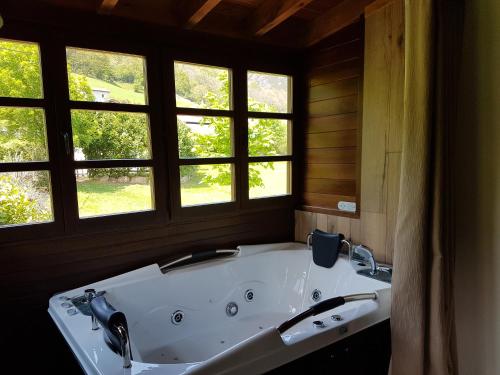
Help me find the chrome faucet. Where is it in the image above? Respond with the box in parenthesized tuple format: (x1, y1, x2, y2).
(352, 245, 377, 275)
(115, 324, 132, 368)
(84, 289, 100, 330)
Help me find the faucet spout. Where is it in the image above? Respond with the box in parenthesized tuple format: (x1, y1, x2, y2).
(115, 324, 132, 368)
(353, 245, 378, 275)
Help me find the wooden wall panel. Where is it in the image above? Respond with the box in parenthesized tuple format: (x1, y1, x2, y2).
(296, 0, 404, 265)
(301, 19, 364, 216)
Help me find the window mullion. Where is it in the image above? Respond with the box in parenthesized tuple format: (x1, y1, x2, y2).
(232, 66, 248, 207)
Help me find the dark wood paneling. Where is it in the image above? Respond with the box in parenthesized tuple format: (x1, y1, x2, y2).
(308, 77, 359, 101)
(307, 113, 358, 133)
(301, 19, 363, 216)
(310, 39, 363, 68)
(305, 148, 357, 164)
(305, 129, 358, 148)
(309, 59, 362, 86)
(305, 163, 357, 180)
(308, 95, 358, 117)
(304, 178, 356, 195)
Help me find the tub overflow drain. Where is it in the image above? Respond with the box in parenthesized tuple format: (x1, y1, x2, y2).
(312, 289, 322, 302)
(226, 302, 238, 317)
(171, 310, 184, 325)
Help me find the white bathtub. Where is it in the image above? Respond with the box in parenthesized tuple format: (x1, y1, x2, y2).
(49, 242, 391, 375)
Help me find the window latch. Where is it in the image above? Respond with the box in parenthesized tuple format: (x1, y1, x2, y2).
(62, 132, 71, 156)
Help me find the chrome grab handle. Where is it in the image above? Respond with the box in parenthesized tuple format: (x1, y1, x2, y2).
(277, 293, 377, 334)
(160, 249, 240, 273)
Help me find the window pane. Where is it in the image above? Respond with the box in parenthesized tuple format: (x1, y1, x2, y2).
(0, 107, 48, 162)
(248, 118, 290, 157)
(71, 110, 151, 160)
(0, 39, 43, 99)
(76, 168, 153, 218)
(178, 115, 232, 158)
(174, 62, 231, 110)
(66, 47, 147, 105)
(0, 171, 53, 226)
(249, 161, 290, 199)
(248, 71, 290, 113)
(180, 164, 233, 207)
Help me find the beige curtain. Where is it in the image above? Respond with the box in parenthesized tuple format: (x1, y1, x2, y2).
(390, 1, 463, 374)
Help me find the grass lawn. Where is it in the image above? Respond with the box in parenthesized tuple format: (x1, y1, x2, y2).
(76, 163, 290, 217)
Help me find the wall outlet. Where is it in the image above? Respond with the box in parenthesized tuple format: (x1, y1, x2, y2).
(338, 201, 356, 213)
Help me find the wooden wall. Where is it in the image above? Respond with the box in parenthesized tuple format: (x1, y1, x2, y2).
(297, 0, 404, 265)
(301, 19, 364, 216)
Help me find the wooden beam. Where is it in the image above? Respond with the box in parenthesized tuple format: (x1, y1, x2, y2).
(178, 0, 222, 29)
(305, 0, 374, 47)
(249, 0, 314, 36)
(99, 0, 119, 14)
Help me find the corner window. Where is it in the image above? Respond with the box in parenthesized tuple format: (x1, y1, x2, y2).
(247, 71, 292, 199)
(0, 39, 54, 227)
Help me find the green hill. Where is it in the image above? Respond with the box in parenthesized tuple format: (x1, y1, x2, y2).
(71, 73, 198, 108)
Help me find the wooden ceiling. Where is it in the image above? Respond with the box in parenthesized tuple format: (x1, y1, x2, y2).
(26, 0, 375, 48)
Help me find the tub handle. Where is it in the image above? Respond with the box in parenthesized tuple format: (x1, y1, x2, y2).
(277, 293, 377, 334)
(160, 249, 240, 273)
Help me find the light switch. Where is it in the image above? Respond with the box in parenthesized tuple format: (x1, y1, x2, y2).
(338, 201, 356, 212)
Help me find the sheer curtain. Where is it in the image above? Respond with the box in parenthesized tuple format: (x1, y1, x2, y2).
(390, 1, 463, 374)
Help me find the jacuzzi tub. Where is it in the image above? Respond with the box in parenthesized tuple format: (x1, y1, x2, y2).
(49, 242, 391, 375)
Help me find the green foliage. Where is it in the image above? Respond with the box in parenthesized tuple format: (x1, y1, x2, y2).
(66, 48, 144, 88)
(174, 63, 228, 109)
(180, 71, 288, 188)
(177, 120, 198, 181)
(0, 40, 43, 98)
(0, 175, 50, 225)
(71, 111, 150, 178)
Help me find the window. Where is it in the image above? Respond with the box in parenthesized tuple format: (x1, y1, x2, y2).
(0, 33, 295, 237)
(247, 71, 292, 199)
(66, 47, 155, 218)
(174, 62, 234, 207)
(0, 39, 54, 227)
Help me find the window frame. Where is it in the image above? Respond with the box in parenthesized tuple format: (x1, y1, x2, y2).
(48, 35, 169, 233)
(242, 64, 298, 210)
(167, 53, 238, 218)
(0, 24, 300, 241)
(167, 52, 299, 217)
(0, 30, 65, 239)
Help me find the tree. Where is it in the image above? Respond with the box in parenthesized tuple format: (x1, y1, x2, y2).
(0, 40, 94, 224)
(71, 110, 150, 178)
(184, 71, 288, 188)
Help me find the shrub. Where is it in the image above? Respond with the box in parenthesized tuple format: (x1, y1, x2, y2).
(0, 176, 50, 225)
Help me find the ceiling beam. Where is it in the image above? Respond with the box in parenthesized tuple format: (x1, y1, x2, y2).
(178, 0, 222, 29)
(305, 0, 375, 47)
(248, 0, 314, 36)
(98, 0, 119, 14)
